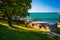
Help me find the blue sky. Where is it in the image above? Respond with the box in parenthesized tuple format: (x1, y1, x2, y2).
(29, 0, 60, 12)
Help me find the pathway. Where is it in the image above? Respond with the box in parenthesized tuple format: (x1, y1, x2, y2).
(46, 32, 60, 37)
(46, 32, 60, 40)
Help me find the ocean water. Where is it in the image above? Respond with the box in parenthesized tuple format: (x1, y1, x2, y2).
(26, 12, 59, 22)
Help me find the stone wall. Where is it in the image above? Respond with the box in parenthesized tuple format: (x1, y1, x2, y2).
(25, 20, 58, 32)
(25, 22, 50, 32)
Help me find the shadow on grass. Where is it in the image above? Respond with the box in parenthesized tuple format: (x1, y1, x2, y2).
(57, 27, 60, 34)
(0, 24, 55, 40)
(0, 18, 26, 28)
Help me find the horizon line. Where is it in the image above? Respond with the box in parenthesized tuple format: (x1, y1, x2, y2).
(29, 12, 58, 13)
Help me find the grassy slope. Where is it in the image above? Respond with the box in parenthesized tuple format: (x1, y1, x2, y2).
(57, 27, 60, 33)
(0, 19, 55, 40)
(57, 23, 60, 33)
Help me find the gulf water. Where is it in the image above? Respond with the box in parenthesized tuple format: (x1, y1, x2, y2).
(26, 12, 59, 22)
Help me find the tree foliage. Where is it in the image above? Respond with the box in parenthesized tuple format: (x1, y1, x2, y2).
(58, 12, 60, 22)
(0, 0, 32, 16)
(0, 0, 32, 26)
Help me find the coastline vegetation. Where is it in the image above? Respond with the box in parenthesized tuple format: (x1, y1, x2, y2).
(58, 12, 60, 23)
(0, 0, 32, 27)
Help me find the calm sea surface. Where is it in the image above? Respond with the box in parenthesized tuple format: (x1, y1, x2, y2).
(26, 12, 59, 22)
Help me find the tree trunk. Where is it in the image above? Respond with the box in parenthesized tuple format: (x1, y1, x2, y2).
(7, 18, 12, 26)
(5, 12, 13, 27)
(15, 16, 19, 25)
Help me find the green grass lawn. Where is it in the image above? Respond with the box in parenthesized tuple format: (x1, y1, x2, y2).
(57, 27, 60, 33)
(0, 19, 55, 40)
(57, 23, 60, 33)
